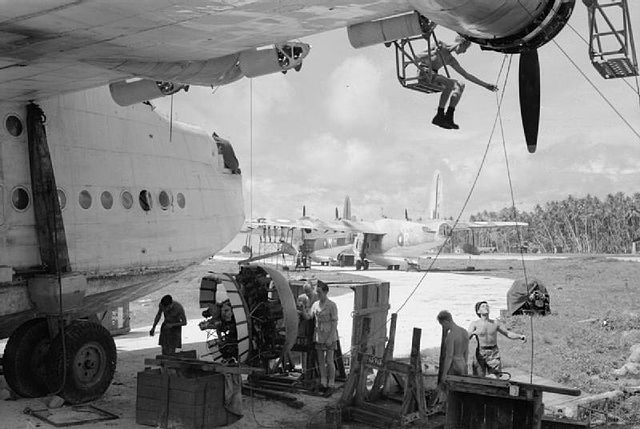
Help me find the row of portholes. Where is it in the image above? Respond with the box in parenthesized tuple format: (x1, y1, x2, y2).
(10, 186, 186, 212)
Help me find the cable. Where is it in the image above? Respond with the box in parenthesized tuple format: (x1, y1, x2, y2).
(494, 78, 535, 384)
(338, 54, 514, 363)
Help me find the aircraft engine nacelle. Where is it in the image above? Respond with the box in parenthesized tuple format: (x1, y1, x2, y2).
(347, 12, 425, 49)
(109, 79, 188, 107)
(462, 0, 575, 53)
(239, 42, 310, 78)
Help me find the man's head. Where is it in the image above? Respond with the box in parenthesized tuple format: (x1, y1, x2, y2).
(297, 294, 310, 310)
(475, 301, 489, 317)
(220, 301, 233, 322)
(453, 35, 471, 54)
(303, 280, 315, 295)
(317, 280, 329, 298)
(437, 310, 453, 329)
(160, 295, 173, 308)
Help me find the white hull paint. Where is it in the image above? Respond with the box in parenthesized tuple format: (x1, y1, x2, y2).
(0, 87, 244, 338)
(1, 87, 243, 274)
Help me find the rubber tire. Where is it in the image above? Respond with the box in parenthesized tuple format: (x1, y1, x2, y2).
(363, 260, 370, 270)
(45, 321, 117, 404)
(3, 318, 52, 398)
(355, 260, 362, 271)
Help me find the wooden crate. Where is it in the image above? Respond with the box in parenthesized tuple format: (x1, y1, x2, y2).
(136, 368, 240, 428)
(445, 376, 581, 429)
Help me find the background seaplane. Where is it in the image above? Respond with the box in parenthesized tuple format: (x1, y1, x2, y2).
(0, 0, 582, 404)
(240, 196, 356, 266)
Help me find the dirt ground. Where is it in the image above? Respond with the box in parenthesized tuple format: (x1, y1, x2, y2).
(3, 255, 640, 428)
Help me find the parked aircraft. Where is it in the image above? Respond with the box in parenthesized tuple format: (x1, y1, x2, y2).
(343, 171, 526, 270)
(0, 0, 586, 404)
(349, 217, 527, 270)
(242, 196, 356, 266)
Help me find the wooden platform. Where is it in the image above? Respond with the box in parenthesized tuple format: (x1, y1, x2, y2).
(445, 375, 582, 429)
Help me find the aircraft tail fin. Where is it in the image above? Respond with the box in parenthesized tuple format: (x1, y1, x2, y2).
(429, 170, 443, 220)
(343, 195, 351, 221)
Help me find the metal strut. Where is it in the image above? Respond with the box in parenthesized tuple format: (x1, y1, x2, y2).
(393, 17, 449, 94)
(583, 0, 638, 78)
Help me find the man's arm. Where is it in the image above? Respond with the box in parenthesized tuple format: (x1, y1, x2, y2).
(448, 57, 498, 92)
(149, 308, 162, 336)
(442, 333, 454, 377)
(497, 324, 526, 342)
(329, 301, 339, 344)
(468, 321, 477, 338)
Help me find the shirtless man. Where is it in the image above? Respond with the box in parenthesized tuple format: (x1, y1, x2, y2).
(417, 35, 498, 130)
(437, 310, 469, 378)
(468, 301, 526, 377)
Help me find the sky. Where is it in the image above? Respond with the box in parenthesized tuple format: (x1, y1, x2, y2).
(156, 4, 640, 222)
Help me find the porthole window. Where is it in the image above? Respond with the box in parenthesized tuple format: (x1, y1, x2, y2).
(121, 190, 133, 209)
(79, 190, 92, 209)
(11, 186, 30, 211)
(159, 190, 171, 210)
(177, 192, 185, 209)
(5, 114, 23, 137)
(101, 191, 113, 209)
(139, 190, 152, 211)
(57, 188, 67, 210)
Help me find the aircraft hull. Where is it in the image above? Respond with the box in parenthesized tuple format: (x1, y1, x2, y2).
(1, 87, 243, 274)
(0, 86, 244, 338)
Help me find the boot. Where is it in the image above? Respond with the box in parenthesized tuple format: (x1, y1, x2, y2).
(445, 107, 459, 129)
(431, 107, 451, 129)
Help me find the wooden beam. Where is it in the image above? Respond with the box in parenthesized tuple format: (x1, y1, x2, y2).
(447, 375, 581, 397)
(369, 313, 397, 401)
(26, 102, 70, 273)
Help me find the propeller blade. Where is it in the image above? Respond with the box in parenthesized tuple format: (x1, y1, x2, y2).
(335, 207, 339, 220)
(519, 49, 541, 154)
(405, 209, 409, 221)
(302, 205, 306, 217)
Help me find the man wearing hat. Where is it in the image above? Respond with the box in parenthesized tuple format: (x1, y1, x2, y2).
(468, 301, 526, 377)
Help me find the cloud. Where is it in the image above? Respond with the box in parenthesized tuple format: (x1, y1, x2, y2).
(325, 55, 388, 126)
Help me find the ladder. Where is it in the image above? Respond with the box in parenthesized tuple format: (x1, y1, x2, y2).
(584, 0, 638, 78)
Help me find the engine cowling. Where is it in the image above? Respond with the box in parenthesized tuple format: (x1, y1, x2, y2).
(109, 79, 188, 107)
(239, 42, 310, 78)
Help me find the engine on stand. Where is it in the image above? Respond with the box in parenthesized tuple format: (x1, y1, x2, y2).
(198, 265, 297, 373)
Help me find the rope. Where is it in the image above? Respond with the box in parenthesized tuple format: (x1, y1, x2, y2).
(338, 54, 515, 363)
(249, 78, 254, 255)
(493, 67, 535, 383)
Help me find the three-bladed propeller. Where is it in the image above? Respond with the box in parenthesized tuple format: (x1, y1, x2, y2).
(519, 49, 541, 153)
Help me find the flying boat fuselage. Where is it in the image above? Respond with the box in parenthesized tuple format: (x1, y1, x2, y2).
(0, 87, 244, 338)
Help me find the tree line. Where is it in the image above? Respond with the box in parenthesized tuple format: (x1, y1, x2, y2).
(467, 192, 640, 254)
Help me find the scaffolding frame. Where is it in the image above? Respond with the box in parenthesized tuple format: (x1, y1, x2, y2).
(584, 0, 638, 78)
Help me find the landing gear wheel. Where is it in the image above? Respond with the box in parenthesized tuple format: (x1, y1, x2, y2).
(46, 321, 117, 404)
(3, 318, 52, 398)
(355, 260, 362, 271)
(363, 260, 370, 270)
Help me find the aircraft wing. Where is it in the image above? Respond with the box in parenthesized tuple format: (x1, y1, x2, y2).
(457, 221, 529, 229)
(0, 1, 410, 102)
(0, 1, 575, 102)
(242, 217, 317, 232)
(339, 220, 384, 235)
